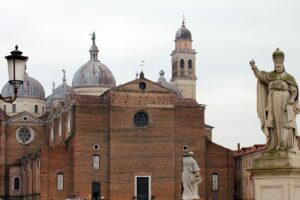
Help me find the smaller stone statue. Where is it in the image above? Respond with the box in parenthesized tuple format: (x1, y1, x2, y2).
(90, 32, 96, 44)
(182, 152, 202, 200)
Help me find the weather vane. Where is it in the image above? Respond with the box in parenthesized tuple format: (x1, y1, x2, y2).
(140, 60, 145, 72)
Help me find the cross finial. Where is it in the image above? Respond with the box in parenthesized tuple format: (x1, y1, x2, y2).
(62, 69, 66, 82)
(52, 82, 55, 92)
(182, 14, 185, 26)
(139, 60, 145, 72)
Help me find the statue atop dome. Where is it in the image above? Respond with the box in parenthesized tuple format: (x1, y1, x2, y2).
(90, 32, 96, 44)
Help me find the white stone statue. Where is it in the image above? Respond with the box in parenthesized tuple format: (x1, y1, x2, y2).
(182, 152, 202, 200)
(250, 48, 300, 151)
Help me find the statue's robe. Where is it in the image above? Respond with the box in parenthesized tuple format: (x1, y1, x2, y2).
(257, 70, 300, 150)
(182, 157, 201, 200)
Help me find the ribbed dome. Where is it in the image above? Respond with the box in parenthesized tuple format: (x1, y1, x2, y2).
(52, 70, 72, 100)
(72, 40, 116, 88)
(157, 70, 182, 98)
(52, 83, 72, 100)
(72, 61, 116, 88)
(175, 20, 192, 40)
(1, 72, 45, 100)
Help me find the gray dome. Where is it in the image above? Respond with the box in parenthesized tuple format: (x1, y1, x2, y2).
(175, 20, 192, 40)
(1, 73, 45, 100)
(52, 83, 72, 100)
(72, 42, 116, 88)
(46, 94, 52, 108)
(52, 70, 72, 100)
(157, 70, 182, 98)
(45, 82, 55, 109)
(72, 61, 116, 88)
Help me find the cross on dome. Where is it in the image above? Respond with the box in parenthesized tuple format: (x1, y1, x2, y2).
(62, 69, 66, 82)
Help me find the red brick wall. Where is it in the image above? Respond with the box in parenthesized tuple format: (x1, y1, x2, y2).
(107, 82, 178, 200)
(5, 125, 45, 165)
(3, 123, 45, 197)
(36, 79, 235, 200)
(175, 106, 207, 200)
(72, 103, 110, 199)
(40, 144, 72, 200)
(0, 120, 6, 196)
(205, 141, 235, 200)
(109, 105, 176, 199)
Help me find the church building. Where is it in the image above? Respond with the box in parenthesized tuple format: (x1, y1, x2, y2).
(0, 20, 234, 200)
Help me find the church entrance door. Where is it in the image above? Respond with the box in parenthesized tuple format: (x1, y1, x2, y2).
(91, 182, 100, 200)
(136, 177, 150, 200)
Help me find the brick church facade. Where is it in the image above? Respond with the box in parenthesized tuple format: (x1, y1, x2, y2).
(0, 20, 234, 200)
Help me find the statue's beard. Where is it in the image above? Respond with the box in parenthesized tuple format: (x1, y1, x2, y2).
(274, 65, 284, 73)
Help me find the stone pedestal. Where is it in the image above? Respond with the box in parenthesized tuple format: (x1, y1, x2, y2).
(251, 150, 300, 200)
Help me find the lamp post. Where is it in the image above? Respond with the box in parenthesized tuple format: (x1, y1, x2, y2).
(0, 45, 27, 103)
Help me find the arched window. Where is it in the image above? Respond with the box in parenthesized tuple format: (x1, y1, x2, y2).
(188, 60, 193, 74)
(12, 104, 16, 112)
(58, 117, 62, 137)
(188, 60, 192, 69)
(34, 105, 38, 113)
(67, 112, 71, 136)
(93, 154, 100, 170)
(180, 59, 185, 76)
(57, 173, 64, 190)
(50, 125, 54, 141)
(180, 59, 184, 69)
(12, 176, 21, 191)
(212, 173, 219, 191)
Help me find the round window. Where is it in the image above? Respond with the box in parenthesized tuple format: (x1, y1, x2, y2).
(16, 127, 34, 144)
(183, 145, 189, 151)
(133, 111, 149, 127)
(139, 82, 146, 90)
(93, 144, 100, 150)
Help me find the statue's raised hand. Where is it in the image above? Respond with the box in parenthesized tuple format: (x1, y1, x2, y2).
(250, 59, 256, 68)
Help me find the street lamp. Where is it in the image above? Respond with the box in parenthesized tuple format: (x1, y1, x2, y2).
(0, 45, 27, 103)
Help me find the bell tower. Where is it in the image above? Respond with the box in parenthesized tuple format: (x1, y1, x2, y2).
(170, 19, 197, 100)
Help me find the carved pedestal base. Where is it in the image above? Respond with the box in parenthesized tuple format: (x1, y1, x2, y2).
(251, 150, 300, 200)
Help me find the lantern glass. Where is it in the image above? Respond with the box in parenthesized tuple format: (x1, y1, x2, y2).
(0, 46, 28, 103)
(7, 59, 26, 83)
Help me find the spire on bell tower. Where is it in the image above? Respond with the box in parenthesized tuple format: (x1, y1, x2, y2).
(182, 14, 186, 27)
(170, 19, 197, 100)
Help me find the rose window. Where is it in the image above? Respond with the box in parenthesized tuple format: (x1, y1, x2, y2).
(16, 127, 34, 144)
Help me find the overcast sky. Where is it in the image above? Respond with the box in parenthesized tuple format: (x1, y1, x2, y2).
(1, 0, 300, 150)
